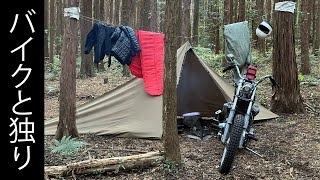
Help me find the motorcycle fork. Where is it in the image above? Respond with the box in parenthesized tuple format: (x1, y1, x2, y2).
(239, 88, 257, 148)
(221, 79, 244, 144)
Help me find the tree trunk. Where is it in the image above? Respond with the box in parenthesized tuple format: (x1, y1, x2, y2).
(192, 0, 200, 45)
(163, 0, 182, 164)
(313, 0, 320, 55)
(214, 0, 220, 54)
(238, 0, 245, 21)
(121, 0, 134, 77)
(94, 0, 100, 22)
(256, 0, 266, 55)
(158, 0, 166, 33)
(55, 0, 80, 140)
(300, 0, 311, 74)
(109, 0, 114, 24)
(234, 0, 238, 23)
(113, 0, 120, 25)
(100, 0, 105, 21)
(150, 0, 158, 32)
(270, 0, 305, 113)
(140, 0, 151, 30)
(44, 0, 49, 61)
(182, 0, 192, 43)
(229, 0, 234, 23)
(49, 0, 55, 64)
(55, 0, 63, 55)
(208, 0, 216, 52)
(80, 0, 94, 78)
(265, 0, 272, 52)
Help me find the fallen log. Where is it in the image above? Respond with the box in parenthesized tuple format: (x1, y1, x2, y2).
(45, 151, 164, 176)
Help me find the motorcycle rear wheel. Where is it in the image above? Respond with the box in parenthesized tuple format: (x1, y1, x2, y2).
(218, 114, 244, 174)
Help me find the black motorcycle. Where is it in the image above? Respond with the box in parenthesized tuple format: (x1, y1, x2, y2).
(215, 54, 278, 174)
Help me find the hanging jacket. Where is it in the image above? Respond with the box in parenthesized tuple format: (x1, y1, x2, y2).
(109, 26, 141, 67)
(84, 22, 107, 64)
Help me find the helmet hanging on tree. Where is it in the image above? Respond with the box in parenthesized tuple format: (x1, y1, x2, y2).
(256, 20, 272, 39)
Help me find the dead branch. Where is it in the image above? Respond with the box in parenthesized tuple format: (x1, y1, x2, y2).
(45, 151, 164, 177)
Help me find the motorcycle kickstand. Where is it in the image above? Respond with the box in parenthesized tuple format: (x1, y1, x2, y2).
(245, 147, 263, 158)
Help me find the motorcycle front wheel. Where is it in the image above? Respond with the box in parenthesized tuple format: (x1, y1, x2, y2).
(218, 114, 244, 174)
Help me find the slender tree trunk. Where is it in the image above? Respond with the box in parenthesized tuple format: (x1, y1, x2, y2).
(55, 0, 63, 55)
(94, 0, 100, 22)
(109, 0, 114, 24)
(234, 0, 238, 23)
(238, 0, 245, 21)
(80, 0, 94, 78)
(150, 0, 158, 32)
(214, 0, 220, 54)
(158, 0, 166, 33)
(192, 0, 200, 45)
(256, 0, 266, 55)
(100, 0, 105, 21)
(271, 0, 305, 113)
(313, 0, 320, 55)
(121, 0, 134, 77)
(182, 0, 192, 44)
(44, 0, 49, 61)
(140, 0, 151, 30)
(49, 0, 55, 64)
(265, 0, 272, 52)
(56, 0, 80, 140)
(163, 0, 182, 164)
(113, 0, 120, 25)
(252, 0, 258, 49)
(300, 0, 311, 74)
(229, 0, 234, 23)
(208, 0, 216, 51)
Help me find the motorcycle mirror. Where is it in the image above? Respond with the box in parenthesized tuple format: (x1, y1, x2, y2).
(226, 53, 234, 63)
(269, 76, 280, 88)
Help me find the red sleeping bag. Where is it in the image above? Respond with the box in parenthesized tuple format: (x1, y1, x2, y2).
(129, 30, 164, 96)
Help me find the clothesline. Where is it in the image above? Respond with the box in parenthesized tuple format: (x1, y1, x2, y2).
(65, 11, 268, 39)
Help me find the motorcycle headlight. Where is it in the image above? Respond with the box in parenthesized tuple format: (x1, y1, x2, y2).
(242, 83, 252, 97)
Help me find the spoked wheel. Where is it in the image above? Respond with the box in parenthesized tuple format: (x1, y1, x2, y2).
(219, 114, 244, 174)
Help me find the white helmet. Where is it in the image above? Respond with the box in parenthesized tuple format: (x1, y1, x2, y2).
(256, 20, 272, 39)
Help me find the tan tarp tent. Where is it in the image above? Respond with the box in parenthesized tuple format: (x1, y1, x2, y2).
(45, 42, 278, 139)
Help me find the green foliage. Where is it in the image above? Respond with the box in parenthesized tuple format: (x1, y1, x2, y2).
(45, 55, 61, 81)
(298, 73, 304, 82)
(50, 136, 89, 155)
(162, 160, 177, 173)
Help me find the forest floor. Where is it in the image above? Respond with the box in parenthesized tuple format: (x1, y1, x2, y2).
(44, 53, 320, 179)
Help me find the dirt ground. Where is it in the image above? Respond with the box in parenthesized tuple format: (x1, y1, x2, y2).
(44, 70, 320, 179)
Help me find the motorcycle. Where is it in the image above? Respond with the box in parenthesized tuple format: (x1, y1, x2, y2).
(215, 53, 279, 174)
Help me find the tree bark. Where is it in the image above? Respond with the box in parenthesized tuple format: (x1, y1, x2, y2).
(98, 0, 106, 71)
(234, 0, 238, 23)
(238, 0, 245, 22)
(300, 0, 311, 74)
(80, 0, 94, 78)
(192, 0, 200, 45)
(150, 0, 158, 32)
(182, 0, 192, 44)
(55, 0, 80, 140)
(229, 0, 234, 23)
(109, 0, 114, 24)
(121, 0, 135, 77)
(256, 0, 266, 55)
(44, 0, 49, 61)
(140, 0, 151, 31)
(45, 151, 164, 176)
(163, 0, 182, 164)
(49, 0, 55, 64)
(313, 0, 320, 55)
(265, 0, 272, 52)
(55, 0, 63, 55)
(114, 0, 120, 25)
(158, 0, 166, 33)
(271, 0, 305, 113)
